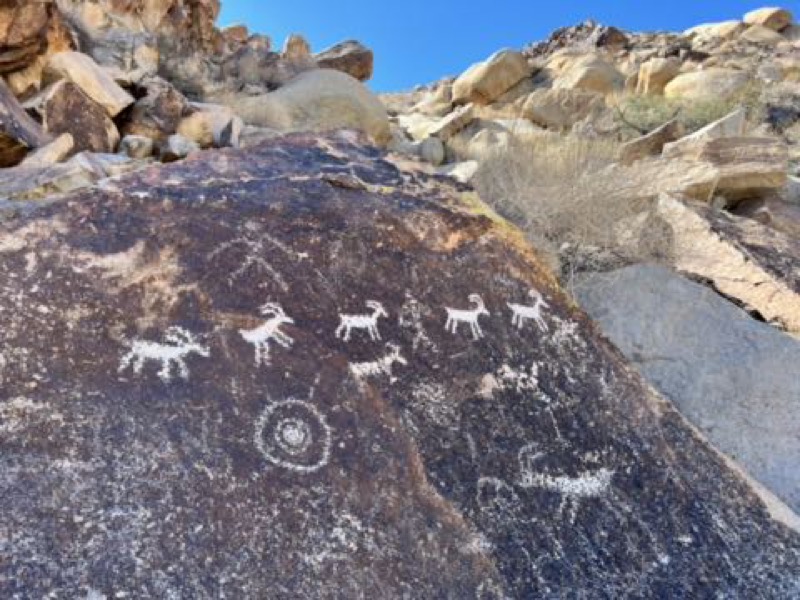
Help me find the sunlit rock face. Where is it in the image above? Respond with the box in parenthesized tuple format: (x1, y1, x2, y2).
(0, 132, 797, 597)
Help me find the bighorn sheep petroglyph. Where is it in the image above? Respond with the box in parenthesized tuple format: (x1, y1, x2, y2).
(349, 343, 408, 384)
(336, 300, 387, 342)
(119, 327, 209, 382)
(508, 289, 549, 332)
(445, 294, 489, 340)
(239, 302, 294, 366)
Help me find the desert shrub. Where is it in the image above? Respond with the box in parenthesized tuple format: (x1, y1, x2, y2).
(473, 133, 670, 282)
(612, 83, 765, 137)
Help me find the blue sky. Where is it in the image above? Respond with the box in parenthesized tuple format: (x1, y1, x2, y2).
(219, 1, 795, 91)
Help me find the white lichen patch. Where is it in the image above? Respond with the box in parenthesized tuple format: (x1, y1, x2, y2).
(480, 363, 541, 397)
(409, 381, 456, 427)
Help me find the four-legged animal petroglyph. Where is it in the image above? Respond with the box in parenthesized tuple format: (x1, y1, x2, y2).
(336, 300, 387, 342)
(445, 294, 489, 340)
(518, 456, 614, 524)
(119, 327, 209, 382)
(239, 302, 294, 366)
(349, 342, 407, 385)
(508, 289, 549, 332)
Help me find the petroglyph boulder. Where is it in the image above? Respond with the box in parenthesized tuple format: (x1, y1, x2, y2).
(0, 132, 797, 597)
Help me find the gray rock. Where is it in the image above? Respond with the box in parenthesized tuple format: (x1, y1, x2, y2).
(118, 135, 154, 159)
(575, 264, 800, 512)
(159, 133, 199, 162)
(418, 136, 445, 165)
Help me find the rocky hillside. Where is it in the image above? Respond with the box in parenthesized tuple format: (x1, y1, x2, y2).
(0, 2, 799, 597)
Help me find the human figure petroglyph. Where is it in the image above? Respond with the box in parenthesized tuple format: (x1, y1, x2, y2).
(239, 302, 294, 366)
(349, 342, 407, 384)
(444, 294, 489, 340)
(119, 327, 209, 382)
(508, 288, 549, 332)
(336, 300, 387, 342)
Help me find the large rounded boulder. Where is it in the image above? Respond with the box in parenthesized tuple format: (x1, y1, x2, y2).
(231, 69, 391, 146)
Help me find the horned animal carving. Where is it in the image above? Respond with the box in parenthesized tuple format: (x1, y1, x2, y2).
(508, 289, 549, 332)
(119, 327, 210, 382)
(349, 343, 408, 384)
(239, 302, 294, 366)
(335, 300, 387, 342)
(444, 294, 490, 340)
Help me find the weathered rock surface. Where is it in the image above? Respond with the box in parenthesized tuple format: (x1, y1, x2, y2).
(19, 132, 73, 167)
(452, 49, 530, 105)
(35, 80, 120, 154)
(521, 88, 604, 130)
(158, 133, 199, 162)
(654, 194, 800, 335)
(2, 1, 75, 98)
(662, 108, 748, 158)
(119, 77, 191, 143)
(576, 264, 800, 513)
(685, 21, 746, 41)
(635, 57, 681, 95)
(231, 69, 391, 146)
(552, 54, 624, 95)
(43, 51, 134, 117)
(619, 118, 683, 164)
(315, 40, 373, 82)
(118, 134, 154, 159)
(0, 132, 798, 596)
(0, 76, 51, 166)
(743, 7, 794, 32)
(664, 68, 752, 102)
(177, 106, 243, 149)
(0, 149, 140, 202)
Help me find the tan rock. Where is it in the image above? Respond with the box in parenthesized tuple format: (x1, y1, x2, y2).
(663, 108, 747, 158)
(222, 24, 250, 46)
(315, 40, 373, 82)
(118, 135, 154, 159)
(0, 76, 51, 167)
(664, 68, 751, 102)
(43, 51, 134, 117)
(426, 104, 476, 141)
(740, 24, 788, 44)
(282, 34, 313, 63)
(120, 77, 191, 142)
(396, 112, 442, 142)
(613, 137, 787, 204)
(636, 58, 681, 95)
(619, 118, 684, 165)
(231, 69, 391, 146)
(521, 88, 605, 130)
(177, 107, 244, 148)
(685, 21, 746, 40)
(451, 50, 530, 105)
(437, 160, 479, 184)
(0, 1, 50, 74)
(35, 80, 120, 154)
(553, 54, 624, 95)
(20, 133, 74, 168)
(655, 194, 800, 335)
(743, 7, 793, 31)
(4, 6, 75, 99)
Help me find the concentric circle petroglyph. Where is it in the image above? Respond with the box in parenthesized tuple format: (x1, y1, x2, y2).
(255, 399, 332, 473)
